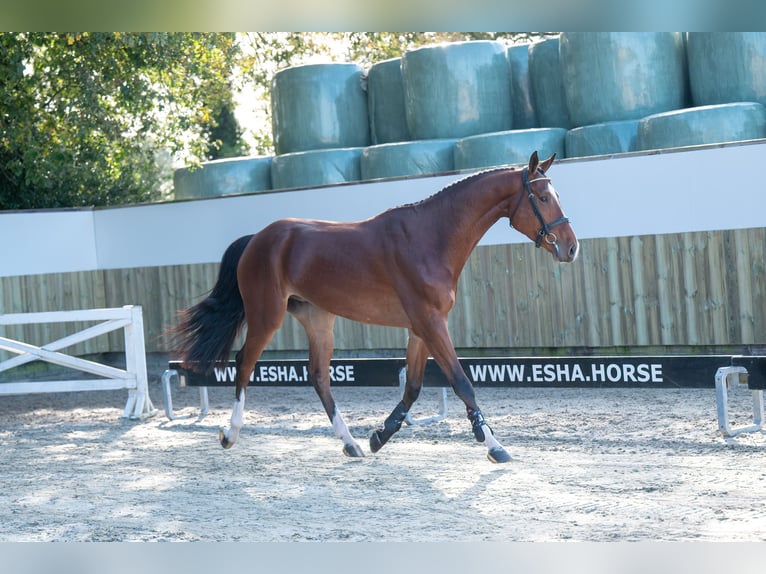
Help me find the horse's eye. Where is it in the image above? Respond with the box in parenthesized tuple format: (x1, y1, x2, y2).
(539, 194, 549, 203)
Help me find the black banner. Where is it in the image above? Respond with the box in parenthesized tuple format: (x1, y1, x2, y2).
(171, 355, 743, 389)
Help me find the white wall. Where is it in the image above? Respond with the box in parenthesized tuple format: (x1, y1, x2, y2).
(1, 141, 765, 278)
(0, 209, 97, 276)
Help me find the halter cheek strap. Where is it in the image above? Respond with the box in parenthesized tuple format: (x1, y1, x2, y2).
(511, 167, 570, 248)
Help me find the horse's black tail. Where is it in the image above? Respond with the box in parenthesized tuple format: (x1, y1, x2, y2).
(167, 234, 254, 374)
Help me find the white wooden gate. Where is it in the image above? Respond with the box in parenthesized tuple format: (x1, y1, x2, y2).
(0, 305, 156, 419)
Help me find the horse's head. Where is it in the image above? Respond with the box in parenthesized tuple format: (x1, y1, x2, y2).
(508, 151, 579, 263)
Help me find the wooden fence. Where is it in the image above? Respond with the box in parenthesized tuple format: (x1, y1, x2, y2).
(1, 227, 764, 361)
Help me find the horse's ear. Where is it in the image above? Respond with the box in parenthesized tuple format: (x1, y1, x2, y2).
(540, 153, 556, 173)
(528, 150, 539, 174)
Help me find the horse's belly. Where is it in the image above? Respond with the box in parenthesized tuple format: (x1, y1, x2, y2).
(281, 223, 413, 327)
(297, 286, 411, 328)
(334, 298, 412, 328)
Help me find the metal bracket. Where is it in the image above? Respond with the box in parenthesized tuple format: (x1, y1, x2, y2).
(715, 366, 764, 437)
(161, 369, 209, 421)
(398, 367, 449, 425)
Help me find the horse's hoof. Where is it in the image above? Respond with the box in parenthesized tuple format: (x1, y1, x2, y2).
(219, 428, 234, 450)
(487, 447, 512, 464)
(369, 430, 386, 453)
(343, 443, 365, 458)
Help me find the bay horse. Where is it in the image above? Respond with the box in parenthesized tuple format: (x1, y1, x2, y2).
(170, 151, 578, 463)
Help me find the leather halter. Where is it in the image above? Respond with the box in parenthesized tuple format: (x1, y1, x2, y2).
(509, 167, 570, 248)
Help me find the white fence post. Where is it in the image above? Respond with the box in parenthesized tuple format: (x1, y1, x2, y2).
(0, 306, 157, 419)
(122, 305, 154, 419)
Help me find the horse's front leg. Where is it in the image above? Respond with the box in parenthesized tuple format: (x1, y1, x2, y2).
(444, 364, 511, 463)
(465, 405, 511, 464)
(419, 316, 512, 463)
(450, 372, 511, 463)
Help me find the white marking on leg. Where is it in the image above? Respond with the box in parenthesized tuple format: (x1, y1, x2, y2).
(332, 407, 354, 444)
(481, 423, 503, 450)
(224, 388, 246, 445)
(332, 406, 364, 457)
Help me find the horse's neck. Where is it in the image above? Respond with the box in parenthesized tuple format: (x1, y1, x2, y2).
(423, 171, 517, 271)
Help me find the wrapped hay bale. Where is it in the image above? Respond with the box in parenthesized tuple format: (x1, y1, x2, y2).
(566, 119, 639, 158)
(173, 156, 272, 200)
(508, 44, 538, 129)
(271, 63, 370, 154)
(559, 32, 688, 127)
(360, 139, 456, 180)
(687, 32, 766, 107)
(454, 128, 567, 170)
(367, 58, 410, 144)
(528, 37, 572, 129)
(402, 41, 512, 139)
(637, 102, 766, 151)
(270, 147, 363, 190)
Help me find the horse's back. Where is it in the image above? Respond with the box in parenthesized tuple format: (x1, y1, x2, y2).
(238, 216, 411, 326)
(240, 217, 380, 283)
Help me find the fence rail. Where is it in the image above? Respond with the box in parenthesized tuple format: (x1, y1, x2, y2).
(0, 228, 764, 356)
(0, 305, 156, 419)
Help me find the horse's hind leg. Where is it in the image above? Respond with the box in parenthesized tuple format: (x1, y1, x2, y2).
(289, 299, 364, 458)
(220, 299, 286, 449)
(219, 332, 268, 449)
(219, 346, 247, 449)
(370, 331, 429, 453)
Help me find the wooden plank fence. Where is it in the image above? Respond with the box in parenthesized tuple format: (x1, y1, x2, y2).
(1, 227, 764, 360)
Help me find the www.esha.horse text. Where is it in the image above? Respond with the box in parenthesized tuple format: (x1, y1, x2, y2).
(210, 361, 664, 386)
(467, 362, 663, 384)
(214, 364, 356, 384)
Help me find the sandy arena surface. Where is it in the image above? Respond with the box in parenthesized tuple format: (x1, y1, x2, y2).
(1, 380, 765, 542)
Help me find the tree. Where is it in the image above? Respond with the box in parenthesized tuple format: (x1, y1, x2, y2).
(205, 83, 249, 160)
(1, 32, 556, 209)
(0, 32, 246, 210)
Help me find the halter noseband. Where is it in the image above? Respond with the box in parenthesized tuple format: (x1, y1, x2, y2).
(509, 167, 570, 249)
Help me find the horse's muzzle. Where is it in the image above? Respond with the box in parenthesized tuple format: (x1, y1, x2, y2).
(551, 237, 579, 263)
(562, 239, 580, 263)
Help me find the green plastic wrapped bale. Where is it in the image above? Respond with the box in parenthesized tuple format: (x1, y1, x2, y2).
(528, 37, 572, 129)
(637, 102, 766, 151)
(360, 139, 456, 181)
(173, 156, 272, 200)
(271, 63, 370, 155)
(454, 128, 567, 170)
(559, 33, 688, 127)
(270, 147, 363, 190)
(687, 33, 766, 107)
(508, 44, 538, 129)
(565, 119, 639, 158)
(401, 41, 512, 139)
(367, 58, 410, 145)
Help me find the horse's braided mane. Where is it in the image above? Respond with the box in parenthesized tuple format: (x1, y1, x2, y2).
(394, 165, 519, 211)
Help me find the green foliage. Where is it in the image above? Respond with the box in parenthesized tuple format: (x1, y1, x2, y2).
(1, 32, 557, 209)
(205, 84, 249, 160)
(0, 32, 246, 209)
